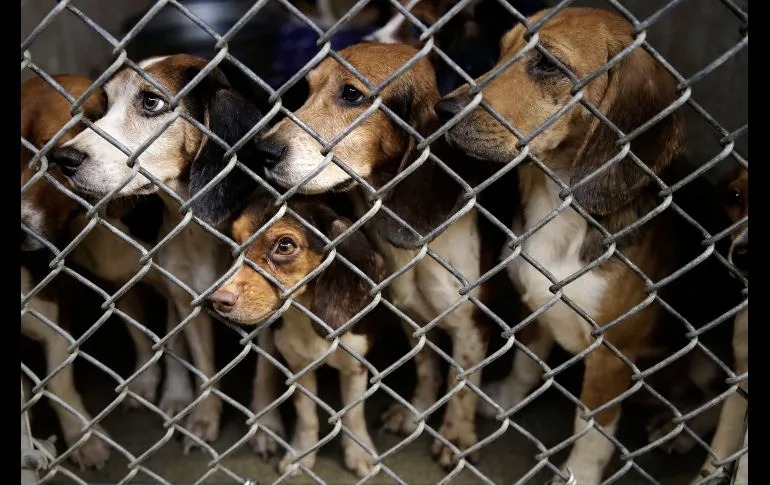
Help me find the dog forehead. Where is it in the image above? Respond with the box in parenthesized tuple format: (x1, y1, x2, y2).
(317, 43, 427, 86)
(502, 8, 632, 58)
(106, 54, 209, 99)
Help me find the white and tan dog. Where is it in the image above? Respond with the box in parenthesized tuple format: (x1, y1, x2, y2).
(51, 54, 271, 450)
(21, 74, 171, 468)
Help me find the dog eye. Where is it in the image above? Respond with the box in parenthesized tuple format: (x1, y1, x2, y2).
(340, 84, 365, 105)
(141, 92, 167, 114)
(272, 236, 299, 260)
(724, 189, 744, 207)
(529, 51, 563, 78)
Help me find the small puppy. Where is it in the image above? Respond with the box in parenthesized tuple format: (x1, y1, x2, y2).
(210, 194, 386, 478)
(696, 166, 748, 483)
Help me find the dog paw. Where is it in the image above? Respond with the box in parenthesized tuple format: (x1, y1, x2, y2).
(67, 433, 111, 470)
(182, 397, 222, 453)
(124, 366, 161, 409)
(646, 414, 697, 454)
(380, 404, 419, 435)
(430, 423, 478, 469)
(159, 385, 194, 417)
(249, 411, 286, 459)
(279, 451, 316, 476)
(343, 444, 375, 478)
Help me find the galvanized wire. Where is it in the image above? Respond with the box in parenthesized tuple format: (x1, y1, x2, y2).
(21, 0, 747, 484)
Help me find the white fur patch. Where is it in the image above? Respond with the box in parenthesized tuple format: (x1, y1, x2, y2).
(505, 173, 607, 354)
(365, 14, 407, 43)
(562, 412, 618, 485)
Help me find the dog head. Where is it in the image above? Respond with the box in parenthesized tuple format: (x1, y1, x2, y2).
(439, 7, 684, 215)
(210, 195, 386, 332)
(21, 75, 107, 250)
(259, 42, 439, 194)
(723, 167, 748, 277)
(51, 54, 265, 226)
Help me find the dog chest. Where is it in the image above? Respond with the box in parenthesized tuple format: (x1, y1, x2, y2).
(275, 305, 370, 371)
(505, 180, 607, 354)
(369, 209, 482, 327)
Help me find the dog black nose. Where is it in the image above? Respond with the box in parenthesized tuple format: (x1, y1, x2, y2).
(731, 244, 748, 274)
(210, 290, 238, 314)
(256, 139, 287, 168)
(50, 147, 87, 176)
(434, 99, 463, 123)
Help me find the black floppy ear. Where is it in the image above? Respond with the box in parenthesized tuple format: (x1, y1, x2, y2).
(187, 67, 265, 226)
(370, 84, 470, 249)
(309, 208, 386, 332)
(570, 46, 684, 215)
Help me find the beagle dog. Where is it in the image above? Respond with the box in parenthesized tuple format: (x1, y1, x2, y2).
(50, 54, 269, 450)
(696, 166, 748, 483)
(256, 42, 510, 467)
(437, 7, 695, 483)
(21, 75, 167, 468)
(210, 194, 386, 477)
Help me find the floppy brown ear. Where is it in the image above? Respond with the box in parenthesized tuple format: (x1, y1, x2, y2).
(570, 45, 684, 215)
(309, 209, 386, 332)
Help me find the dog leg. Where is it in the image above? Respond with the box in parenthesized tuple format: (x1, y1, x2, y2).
(734, 429, 748, 485)
(554, 345, 631, 485)
(478, 323, 554, 418)
(249, 328, 286, 459)
(159, 301, 194, 416)
(179, 309, 222, 451)
(338, 343, 376, 478)
(22, 298, 111, 470)
(696, 308, 748, 482)
(381, 315, 442, 435)
(117, 290, 161, 409)
(430, 308, 489, 468)
(279, 366, 319, 476)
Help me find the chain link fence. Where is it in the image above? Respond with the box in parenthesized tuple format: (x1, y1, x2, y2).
(21, 0, 748, 484)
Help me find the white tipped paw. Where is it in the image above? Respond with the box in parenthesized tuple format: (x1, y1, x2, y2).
(380, 404, 418, 435)
(249, 411, 286, 459)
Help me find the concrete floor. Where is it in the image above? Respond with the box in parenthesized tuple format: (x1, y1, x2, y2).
(22, 281, 713, 485)
(25, 346, 708, 485)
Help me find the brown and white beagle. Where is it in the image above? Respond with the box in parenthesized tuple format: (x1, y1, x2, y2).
(696, 166, 748, 483)
(50, 54, 270, 450)
(22, 74, 168, 468)
(255, 42, 513, 467)
(210, 194, 386, 477)
(437, 7, 694, 483)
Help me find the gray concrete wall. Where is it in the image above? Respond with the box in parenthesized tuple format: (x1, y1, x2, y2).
(21, 0, 155, 81)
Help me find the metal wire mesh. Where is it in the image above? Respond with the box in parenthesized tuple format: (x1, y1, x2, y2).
(21, 0, 748, 484)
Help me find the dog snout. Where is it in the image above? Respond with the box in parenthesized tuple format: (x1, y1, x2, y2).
(730, 243, 749, 274)
(210, 289, 239, 314)
(434, 99, 464, 123)
(51, 147, 87, 176)
(256, 138, 287, 168)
